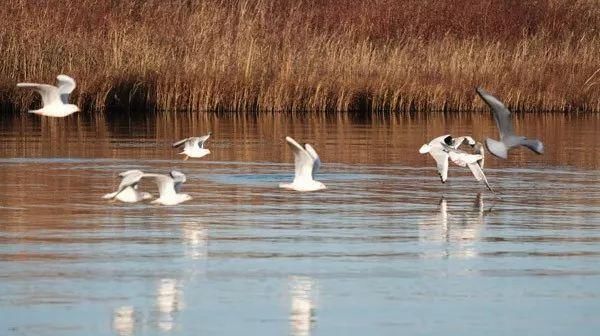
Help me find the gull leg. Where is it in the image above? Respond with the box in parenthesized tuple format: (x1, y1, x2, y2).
(183, 155, 189, 161)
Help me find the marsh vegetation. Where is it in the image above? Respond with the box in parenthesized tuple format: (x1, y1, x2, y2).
(2, 0, 599, 113)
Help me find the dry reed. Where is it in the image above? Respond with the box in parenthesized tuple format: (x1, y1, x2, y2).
(1, 0, 599, 113)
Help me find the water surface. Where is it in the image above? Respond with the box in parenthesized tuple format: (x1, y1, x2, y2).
(1, 112, 600, 335)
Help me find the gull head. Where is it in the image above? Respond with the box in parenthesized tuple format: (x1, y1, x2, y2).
(169, 170, 186, 183)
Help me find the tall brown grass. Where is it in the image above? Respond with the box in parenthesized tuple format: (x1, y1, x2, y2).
(1, 0, 599, 113)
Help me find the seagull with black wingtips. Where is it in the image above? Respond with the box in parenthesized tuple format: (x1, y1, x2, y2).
(103, 170, 153, 203)
(143, 171, 192, 205)
(172, 132, 212, 160)
(419, 135, 476, 183)
(476, 87, 544, 159)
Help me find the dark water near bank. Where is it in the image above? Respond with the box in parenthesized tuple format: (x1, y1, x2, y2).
(1, 112, 600, 335)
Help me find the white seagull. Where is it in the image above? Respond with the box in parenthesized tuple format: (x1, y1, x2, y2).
(143, 171, 192, 205)
(17, 74, 80, 117)
(172, 132, 211, 160)
(419, 135, 476, 183)
(476, 87, 544, 159)
(279, 136, 326, 192)
(442, 143, 495, 193)
(103, 170, 153, 203)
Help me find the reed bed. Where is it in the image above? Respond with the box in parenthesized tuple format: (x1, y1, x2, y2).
(1, 0, 599, 113)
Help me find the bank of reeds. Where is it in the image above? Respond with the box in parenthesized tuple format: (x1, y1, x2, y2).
(1, 0, 599, 113)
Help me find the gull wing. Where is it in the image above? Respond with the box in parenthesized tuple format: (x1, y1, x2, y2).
(453, 136, 476, 148)
(172, 137, 192, 148)
(16, 83, 61, 107)
(196, 132, 211, 148)
(304, 143, 321, 177)
(476, 87, 514, 139)
(447, 147, 483, 168)
(285, 136, 315, 181)
(419, 144, 432, 154)
(105, 170, 144, 199)
(429, 148, 449, 183)
(143, 173, 177, 198)
(520, 138, 544, 155)
(473, 143, 485, 169)
(467, 163, 494, 193)
(56, 75, 76, 104)
(169, 170, 187, 193)
(427, 134, 451, 148)
(117, 170, 144, 189)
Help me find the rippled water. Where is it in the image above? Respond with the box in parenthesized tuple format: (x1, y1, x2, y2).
(1, 112, 600, 335)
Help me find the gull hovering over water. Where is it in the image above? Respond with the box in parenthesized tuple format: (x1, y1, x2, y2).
(476, 87, 544, 159)
(103, 170, 153, 203)
(279, 136, 326, 192)
(17, 74, 80, 117)
(419, 135, 476, 183)
(172, 132, 211, 160)
(143, 171, 192, 205)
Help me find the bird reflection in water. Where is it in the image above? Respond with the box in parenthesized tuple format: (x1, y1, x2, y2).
(156, 278, 184, 332)
(182, 222, 208, 260)
(289, 276, 317, 336)
(112, 306, 135, 336)
(419, 193, 491, 259)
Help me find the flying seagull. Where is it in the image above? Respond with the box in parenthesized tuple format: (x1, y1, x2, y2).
(476, 87, 544, 159)
(103, 170, 153, 203)
(17, 74, 80, 117)
(172, 132, 211, 160)
(143, 171, 192, 205)
(419, 135, 476, 183)
(442, 143, 495, 193)
(279, 136, 326, 192)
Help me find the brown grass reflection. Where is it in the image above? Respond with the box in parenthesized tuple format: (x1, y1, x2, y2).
(2, 112, 597, 167)
(1, 113, 599, 233)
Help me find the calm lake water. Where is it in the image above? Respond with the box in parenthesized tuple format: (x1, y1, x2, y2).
(1, 112, 600, 335)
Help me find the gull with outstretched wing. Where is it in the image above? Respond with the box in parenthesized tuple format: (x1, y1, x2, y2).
(172, 132, 212, 160)
(143, 171, 192, 205)
(419, 135, 476, 183)
(17, 74, 80, 117)
(279, 136, 326, 192)
(103, 170, 153, 203)
(476, 87, 544, 159)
